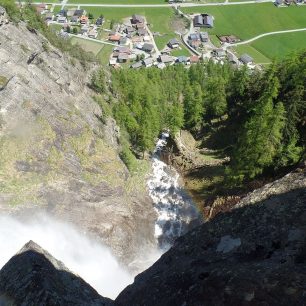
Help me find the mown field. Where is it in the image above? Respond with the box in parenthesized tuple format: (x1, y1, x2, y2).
(68, 0, 167, 4)
(182, 4, 306, 40)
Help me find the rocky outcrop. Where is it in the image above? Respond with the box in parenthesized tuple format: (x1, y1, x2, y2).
(0, 241, 113, 306)
(116, 184, 306, 305)
(1, 170, 306, 305)
(0, 15, 156, 268)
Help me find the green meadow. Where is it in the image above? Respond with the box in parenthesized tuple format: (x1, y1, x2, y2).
(182, 4, 306, 40)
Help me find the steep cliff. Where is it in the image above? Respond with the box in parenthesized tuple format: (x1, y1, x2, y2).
(0, 13, 156, 266)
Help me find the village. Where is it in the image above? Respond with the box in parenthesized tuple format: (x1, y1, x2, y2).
(34, 0, 306, 70)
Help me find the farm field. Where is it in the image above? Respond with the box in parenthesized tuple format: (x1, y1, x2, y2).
(182, 4, 306, 40)
(250, 31, 306, 60)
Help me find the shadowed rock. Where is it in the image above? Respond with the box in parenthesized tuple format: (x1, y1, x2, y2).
(116, 187, 306, 306)
(0, 241, 113, 306)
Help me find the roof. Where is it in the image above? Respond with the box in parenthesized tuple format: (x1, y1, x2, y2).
(194, 15, 203, 25)
(143, 58, 153, 65)
(109, 34, 121, 41)
(132, 14, 144, 23)
(177, 56, 188, 63)
(131, 61, 143, 69)
(142, 43, 154, 52)
(114, 46, 130, 54)
(118, 53, 129, 60)
(168, 38, 180, 46)
(240, 53, 253, 64)
(214, 48, 226, 56)
(200, 32, 209, 39)
(203, 15, 214, 27)
(189, 33, 200, 41)
(74, 9, 84, 16)
(190, 55, 199, 63)
(160, 55, 174, 63)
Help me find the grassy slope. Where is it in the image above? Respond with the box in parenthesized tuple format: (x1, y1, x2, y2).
(233, 45, 271, 64)
(182, 4, 306, 40)
(68, 0, 166, 3)
(70, 37, 104, 55)
(251, 31, 306, 60)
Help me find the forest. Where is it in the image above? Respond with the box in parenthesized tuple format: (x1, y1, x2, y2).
(92, 55, 305, 185)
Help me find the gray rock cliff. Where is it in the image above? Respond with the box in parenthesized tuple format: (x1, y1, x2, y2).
(0, 13, 156, 267)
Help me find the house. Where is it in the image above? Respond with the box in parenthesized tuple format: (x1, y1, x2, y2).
(45, 13, 54, 21)
(168, 38, 180, 49)
(227, 53, 239, 65)
(109, 58, 117, 66)
(176, 56, 189, 64)
(218, 35, 240, 44)
(80, 25, 89, 34)
(143, 57, 153, 67)
(57, 9, 67, 17)
(189, 33, 200, 41)
(115, 46, 131, 54)
(88, 29, 98, 38)
(189, 40, 201, 49)
(157, 62, 166, 69)
(193, 14, 214, 28)
(119, 37, 128, 45)
(142, 43, 154, 53)
(190, 55, 199, 64)
(109, 34, 121, 42)
(239, 53, 253, 64)
(57, 16, 67, 23)
(80, 15, 88, 25)
(159, 55, 174, 64)
(70, 16, 79, 23)
(200, 32, 209, 43)
(74, 9, 85, 17)
(118, 53, 129, 63)
(136, 23, 145, 30)
(131, 61, 143, 69)
(143, 35, 151, 42)
(274, 0, 283, 4)
(96, 17, 104, 26)
(137, 28, 147, 36)
(132, 36, 143, 43)
(131, 14, 144, 24)
(124, 26, 134, 35)
(213, 48, 226, 58)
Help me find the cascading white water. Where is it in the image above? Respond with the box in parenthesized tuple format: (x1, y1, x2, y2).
(147, 132, 201, 250)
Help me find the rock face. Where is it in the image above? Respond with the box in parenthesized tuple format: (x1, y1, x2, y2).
(1, 169, 305, 306)
(0, 15, 156, 267)
(0, 241, 113, 306)
(116, 175, 306, 305)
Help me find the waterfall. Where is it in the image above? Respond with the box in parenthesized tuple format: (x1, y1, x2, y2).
(147, 132, 201, 250)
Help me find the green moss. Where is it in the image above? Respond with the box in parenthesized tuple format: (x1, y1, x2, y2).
(0, 75, 8, 88)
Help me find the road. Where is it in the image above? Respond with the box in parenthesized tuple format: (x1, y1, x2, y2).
(229, 28, 306, 46)
(20, 0, 273, 8)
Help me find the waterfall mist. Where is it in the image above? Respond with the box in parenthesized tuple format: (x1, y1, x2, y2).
(0, 214, 134, 299)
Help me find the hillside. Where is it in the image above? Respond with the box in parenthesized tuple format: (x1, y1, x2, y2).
(0, 9, 156, 267)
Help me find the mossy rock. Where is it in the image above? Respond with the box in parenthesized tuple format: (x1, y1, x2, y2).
(0, 75, 8, 90)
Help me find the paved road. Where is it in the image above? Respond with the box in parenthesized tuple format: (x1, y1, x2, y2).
(229, 28, 306, 46)
(20, 0, 273, 7)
